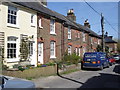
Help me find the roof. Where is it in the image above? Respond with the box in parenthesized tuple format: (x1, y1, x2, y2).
(6, 1, 101, 38)
(105, 37, 117, 43)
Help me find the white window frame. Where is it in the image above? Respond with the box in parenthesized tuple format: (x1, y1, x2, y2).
(38, 17, 43, 28)
(75, 47, 78, 55)
(83, 47, 86, 54)
(68, 26, 71, 39)
(50, 19, 56, 35)
(79, 48, 81, 56)
(50, 41, 56, 58)
(7, 37, 17, 59)
(91, 37, 93, 44)
(31, 14, 36, 26)
(83, 32, 86, 42)
(29, 42, 33, 56)
(7, 5, 19, 28)
(98, 39, 100, 44)
(77, 33, 80, 38)
(68, 45, 72, 55)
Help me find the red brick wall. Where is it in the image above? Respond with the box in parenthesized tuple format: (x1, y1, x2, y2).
(37, 14, 62, 63)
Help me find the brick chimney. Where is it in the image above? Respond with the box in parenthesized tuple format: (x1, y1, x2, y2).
(67, 9, 76, 22)
(36, 0, 47, 7)
(84, 19, 90, 28)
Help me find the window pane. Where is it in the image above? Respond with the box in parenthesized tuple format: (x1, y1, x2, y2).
(8, 6, 17, 25)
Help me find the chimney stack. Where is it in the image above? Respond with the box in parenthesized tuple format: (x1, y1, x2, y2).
(84, 19, 90, 28)
(67, 9, 76, 22)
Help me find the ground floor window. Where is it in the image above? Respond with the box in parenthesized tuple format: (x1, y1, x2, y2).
(29, 42, 33, 56)
(7, 37, 17, 58)
(79, 48, 81, 56)
(68, 45, 72, 55)
(50, 41, 56, 58)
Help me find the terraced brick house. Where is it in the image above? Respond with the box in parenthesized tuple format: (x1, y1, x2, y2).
(104, 32, 118, 54)
(0, 1, 102, 68)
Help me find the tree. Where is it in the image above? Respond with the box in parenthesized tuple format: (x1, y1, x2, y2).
(19, 38, 29, 62)
(97, 45, 109, 53)
(96, 45, 102, 52)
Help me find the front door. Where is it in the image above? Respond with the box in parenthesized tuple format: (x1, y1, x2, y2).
(38, 43, 44, 64)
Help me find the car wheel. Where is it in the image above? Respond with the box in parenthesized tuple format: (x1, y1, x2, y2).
(81, 65, 84, 70)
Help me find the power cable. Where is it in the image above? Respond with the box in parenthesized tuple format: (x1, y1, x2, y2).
(84, 0, 119, 35)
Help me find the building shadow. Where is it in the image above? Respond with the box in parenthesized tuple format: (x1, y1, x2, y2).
(56, 64, 84, 85)
(56, 64, 120, 89)
(78, 73, 120, 88)
(113, 64, 120, 74)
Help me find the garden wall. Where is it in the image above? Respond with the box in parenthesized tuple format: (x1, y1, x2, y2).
(2, 64, 81, 79)
(2, 65, 57, 79)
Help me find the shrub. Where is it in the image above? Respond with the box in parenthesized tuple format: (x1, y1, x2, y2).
(62, 53, 81, 66)
(2, 65, 8, 70)
(45, 62, 56, 66)
(18, 66, 25, 72)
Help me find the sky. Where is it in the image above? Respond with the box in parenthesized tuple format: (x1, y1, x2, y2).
(47, 2, 118, 39)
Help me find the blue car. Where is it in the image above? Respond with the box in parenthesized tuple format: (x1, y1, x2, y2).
(81, 52, 109, 70)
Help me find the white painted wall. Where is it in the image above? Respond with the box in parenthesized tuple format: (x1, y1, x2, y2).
(0, 3, 38, 68)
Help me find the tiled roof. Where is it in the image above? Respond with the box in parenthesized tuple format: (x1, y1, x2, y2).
(9, 1, 101, 38)
(105, 37, 117, 43)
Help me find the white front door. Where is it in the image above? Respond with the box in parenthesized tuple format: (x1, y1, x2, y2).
(38, 43, 44, 64)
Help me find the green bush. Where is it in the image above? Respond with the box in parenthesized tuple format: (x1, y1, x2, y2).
(2, 65, 8, 70)
(18, 66, 25, 72)
(45, 62, 56, 66)
(62, 53, 81, 66)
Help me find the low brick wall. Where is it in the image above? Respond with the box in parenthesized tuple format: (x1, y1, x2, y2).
(59, 63, 81, 73)
(2, 64, 81, 79)
(2, 65, 57, 79)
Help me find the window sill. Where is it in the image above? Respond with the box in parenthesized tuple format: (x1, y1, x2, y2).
(39, 26, 43, 29)
(7, 23, 19, 29)
(68, 38, 71, 40)
(7, 58, 19, 62)
(50, 56, 56, 59)
(50, 33, 57, 36)
(31, 24, 36, 27)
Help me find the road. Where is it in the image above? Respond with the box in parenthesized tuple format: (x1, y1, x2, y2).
(32, 63, 120, 88)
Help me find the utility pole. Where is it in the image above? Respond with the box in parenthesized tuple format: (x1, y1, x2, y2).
(101, 13, 105, 52)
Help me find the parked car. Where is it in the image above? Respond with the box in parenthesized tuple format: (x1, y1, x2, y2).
(0, 76, 35, 89)
(108, 57, 116, 66)
(81, 52, 109, 70)
(113, 55, 120, 63)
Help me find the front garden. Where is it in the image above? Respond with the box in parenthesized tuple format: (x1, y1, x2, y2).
(2, 53, 82, 80)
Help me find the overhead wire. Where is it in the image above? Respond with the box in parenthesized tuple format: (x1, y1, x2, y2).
(84, 0, 119, 35)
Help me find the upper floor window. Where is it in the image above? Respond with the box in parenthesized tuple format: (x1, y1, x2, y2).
(7, 6, 17, 25)
(38, 18, 43, 28)
(31, 15, 34, 23)
(31, 14, 36, 26)
(50, 19, 55, 34)
(77, 33, 80, 38)
(91, 37, 93, 44)
(82, 32, 85, 42)
(68, 26, 71, 39)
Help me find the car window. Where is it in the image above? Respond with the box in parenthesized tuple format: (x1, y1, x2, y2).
(85, 54, 97, 58)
